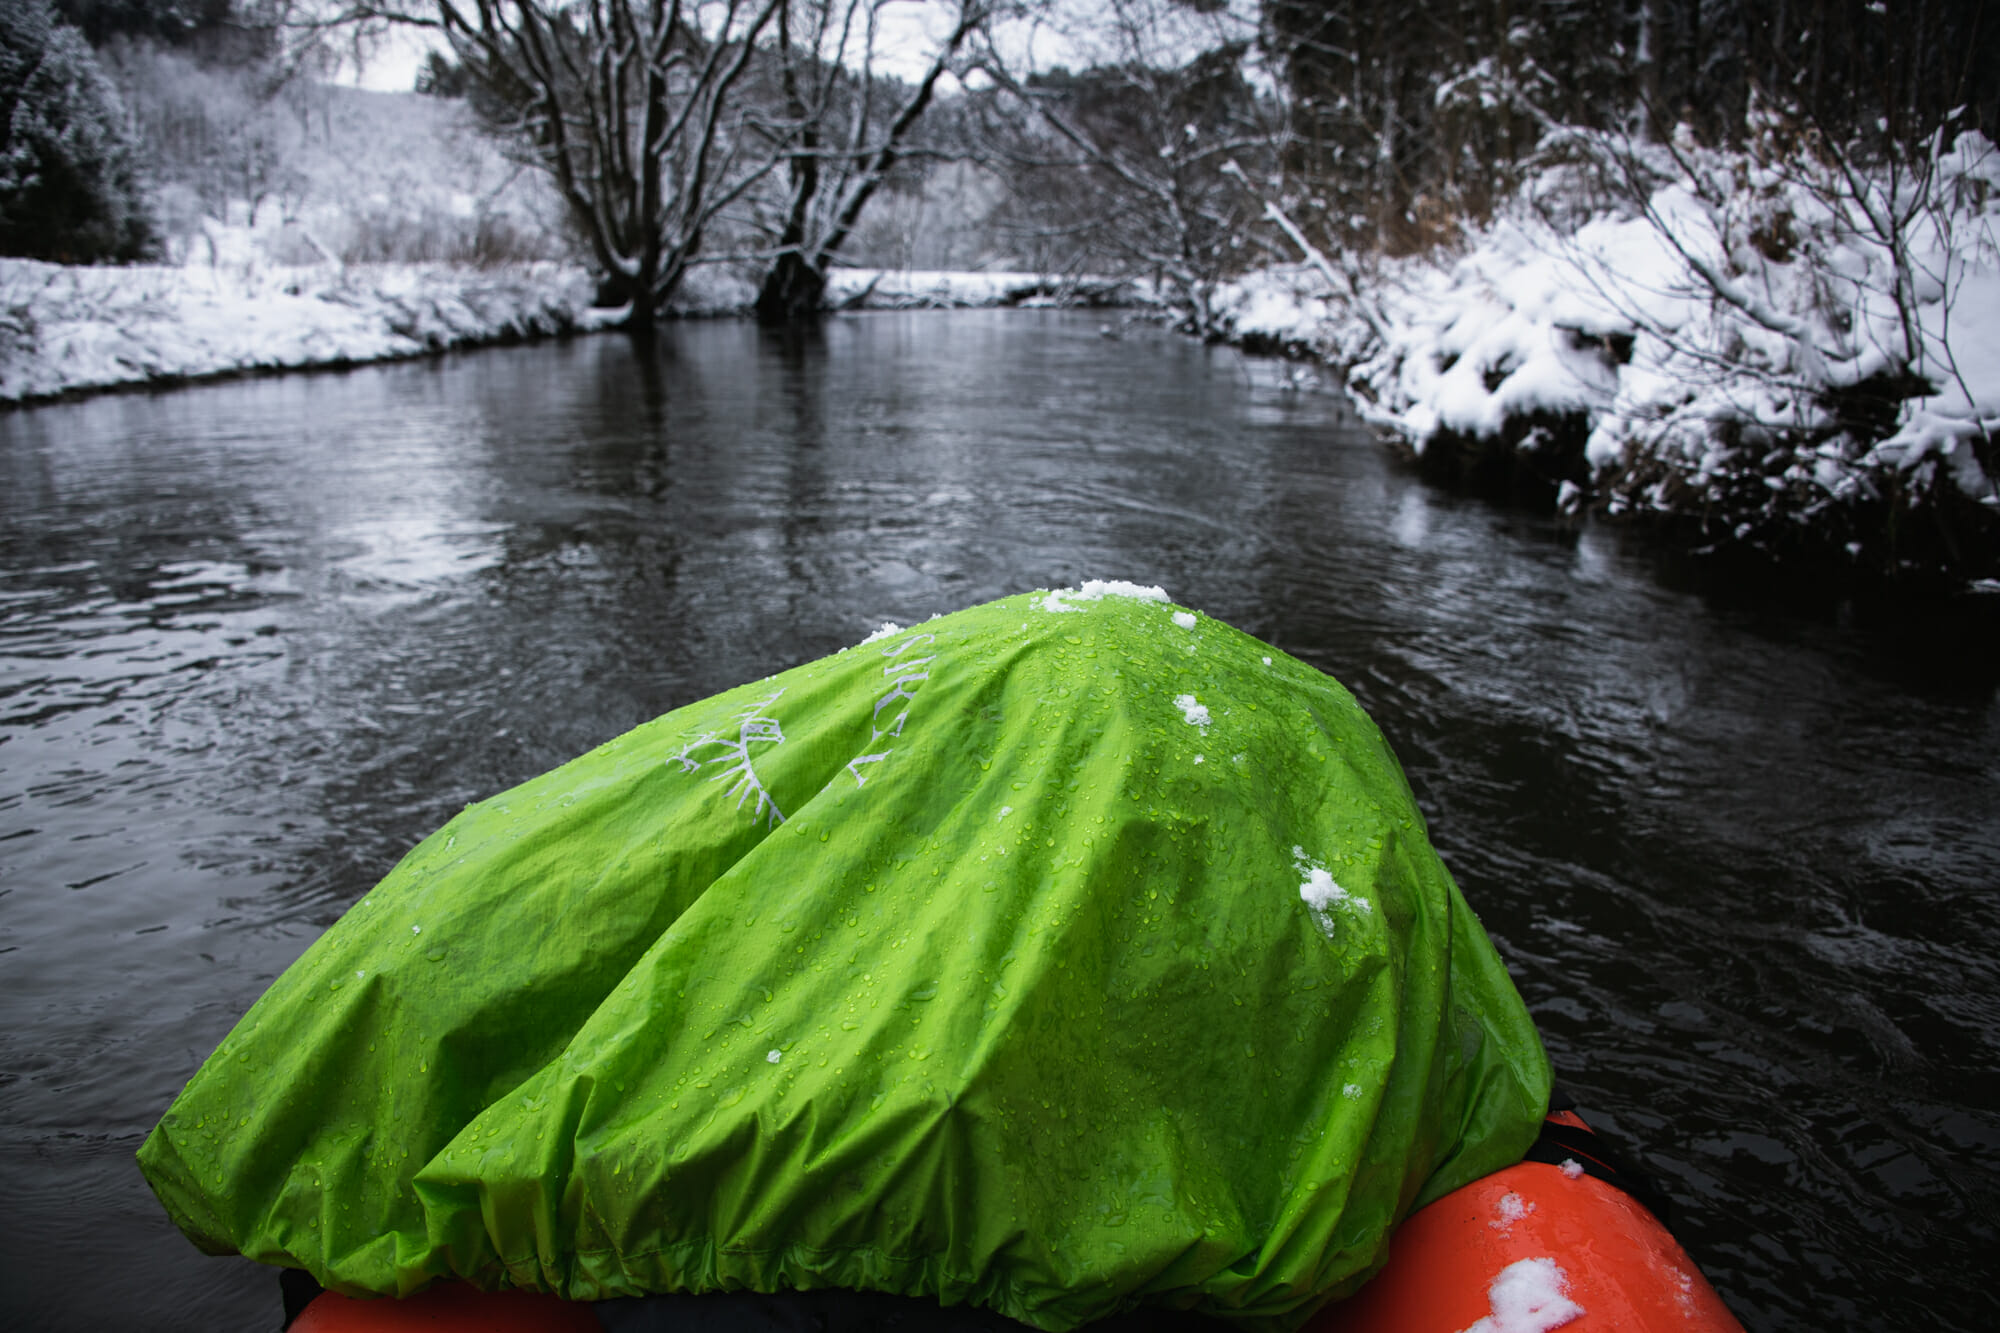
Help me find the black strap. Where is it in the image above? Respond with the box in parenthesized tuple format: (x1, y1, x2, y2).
(1524, 1098, 1675, 1227)
(596, 1289, 1234, 1332)
(279, 1268, 325, 1329)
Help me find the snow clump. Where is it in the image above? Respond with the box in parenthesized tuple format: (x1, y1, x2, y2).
(1301, 868, 1358, 914)
(1294, 845, 1372, 936)
(1079, 579, 1169, 602)
(1457, 1257, 1584, 1333)
(1173, 694, 1210, 727)
(1172, 610, 1197, 629)
(1038, 579, 1171, 612)
(859, 621, 904, 646)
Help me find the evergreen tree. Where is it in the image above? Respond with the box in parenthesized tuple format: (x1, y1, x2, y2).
(0, 0, 154, 261)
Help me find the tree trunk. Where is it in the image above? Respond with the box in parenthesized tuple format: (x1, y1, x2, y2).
(621, 241, 663, 332)
(1636, 0, 1662, 140)
(754, 251, 828, 324)
(754, 0, 825, 327)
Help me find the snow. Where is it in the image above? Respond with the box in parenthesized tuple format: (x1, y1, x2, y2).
(1559, 1158, 1585, 1180)
(1209, 129, 2000, 569)
(1172, 610, 1198, 629)
(1300, 867, 1370, 921)
(1, 97, 1121, 408)
(0, 82, 628, 404)
(1299, 867, 1342, 911)
(1210, 265, 1365, 364)
(606, 265, 1135, 318)
(1294, 845, 1373, 937)
(1490, 1191, 1535, 1229)
(0, 254, 613, 404)
(823, 269, 1127, 310)
(766, 1049, 782, 1063)
(1457, 1258, 1585, 1333)
(859, 621, 905, 646)
(1038, 580, 1172, 612)
(661, 267, 1109, 318)
(132, 84, 569, 273)
(1080, 579, 1170, 602)
(1173, 694, 1211, 727)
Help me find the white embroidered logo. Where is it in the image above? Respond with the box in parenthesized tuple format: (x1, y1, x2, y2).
(671, 689, 789, 827)
(847, 633, 937, 788)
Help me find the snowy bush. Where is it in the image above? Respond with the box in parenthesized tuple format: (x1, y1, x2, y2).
(1323, 117, 2000, 581)
(104, 48, 569, 270)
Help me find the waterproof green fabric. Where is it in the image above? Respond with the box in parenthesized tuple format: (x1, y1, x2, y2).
(139, 589, 1549, 1330)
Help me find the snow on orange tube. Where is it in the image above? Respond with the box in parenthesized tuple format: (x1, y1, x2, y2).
(291, 1283, 601, 1333)
(1306, 1157, 1745, 1333)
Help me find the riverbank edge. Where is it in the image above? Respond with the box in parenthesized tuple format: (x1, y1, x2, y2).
(1205, 267, 2000, 595)
(0, 316, 613, 411)
(0, 262, 1137, 411)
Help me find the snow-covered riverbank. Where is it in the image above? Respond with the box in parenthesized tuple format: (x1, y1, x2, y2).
(0, 255, 1123, 406)
(0, 257, 618, 405)
(1214, 131, 2000, 585)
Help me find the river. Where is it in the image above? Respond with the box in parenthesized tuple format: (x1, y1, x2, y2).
(2, 311, 1995, 1330)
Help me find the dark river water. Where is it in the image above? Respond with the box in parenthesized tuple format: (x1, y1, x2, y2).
(2, 311, 1997, 1331)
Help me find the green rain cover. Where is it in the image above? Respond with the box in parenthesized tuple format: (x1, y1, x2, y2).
(139, 587, 1549, 1330)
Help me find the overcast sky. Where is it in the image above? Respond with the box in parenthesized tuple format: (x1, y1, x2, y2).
(337, 0, 1264, 95)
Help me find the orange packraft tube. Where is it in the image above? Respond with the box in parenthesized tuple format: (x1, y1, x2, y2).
(292, 1283, 601, 1333)
(1307, 1151, 1745, 1332)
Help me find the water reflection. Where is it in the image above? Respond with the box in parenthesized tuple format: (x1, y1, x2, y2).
(1, 312, 1996, 1332)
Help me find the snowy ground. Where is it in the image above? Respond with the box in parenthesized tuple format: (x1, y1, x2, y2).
(1213, 130, 2000, 579)
(1, 250, 1121, 406)
(826, 269, 1127, 309)
(669, 265, 1126, 316)
(0, 254, 617, 404)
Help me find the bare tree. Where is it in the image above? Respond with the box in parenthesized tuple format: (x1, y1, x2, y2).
(363, 0, 788, 327)
(975, 0, 1279, 335)
(745, 0, 989, 322)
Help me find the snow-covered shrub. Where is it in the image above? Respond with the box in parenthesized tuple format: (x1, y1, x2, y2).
(1337, 115, 2000, 580)
(102, 46, 569, 270)
(0, 0, 153, 262)
(104, 39, 305, 231)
